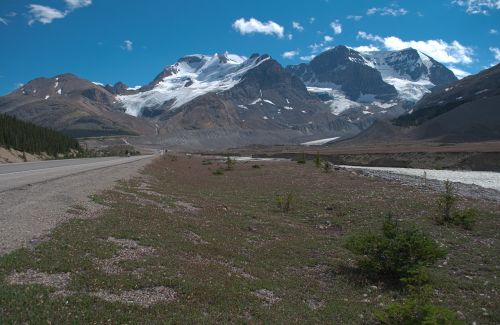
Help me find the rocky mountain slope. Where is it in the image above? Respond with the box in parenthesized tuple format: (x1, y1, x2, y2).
(343, 63, 500, 144)
(286, 46, 457, 124)
(0, 48, 467, 149)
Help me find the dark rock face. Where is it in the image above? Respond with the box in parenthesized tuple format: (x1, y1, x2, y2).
(287, 46, 398, 100)
(104, 82, 130, 95)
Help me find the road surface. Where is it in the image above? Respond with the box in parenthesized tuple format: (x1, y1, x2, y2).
(0, 155, 154, 255)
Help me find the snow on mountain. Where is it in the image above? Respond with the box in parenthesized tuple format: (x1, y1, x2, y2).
(117, 53, 270, 117)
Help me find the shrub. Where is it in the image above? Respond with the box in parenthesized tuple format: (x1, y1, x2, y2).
(276, 192, 294, 212)
(453, 208, 477, 230)
(252, 164, 261, 169)
(315, 153, 322, 167)
(202, 160, 213, 165)
(436, 181, 478, 229)
(437, 180, 457, 224)
(212, 169, 224, 175)
(346, 215, 445, 281)
(375, 285, 462, 325)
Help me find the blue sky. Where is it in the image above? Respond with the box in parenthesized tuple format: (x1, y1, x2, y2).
(0, 0, 499, 95)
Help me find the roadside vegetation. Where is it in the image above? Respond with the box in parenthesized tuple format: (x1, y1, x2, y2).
(0, 154, 497, 323)
(0, 113, 81, 157)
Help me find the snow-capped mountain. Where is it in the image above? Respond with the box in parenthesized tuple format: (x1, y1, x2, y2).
(286, 46, 457, 117)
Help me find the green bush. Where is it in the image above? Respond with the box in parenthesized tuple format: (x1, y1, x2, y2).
(375, 285, 462, 325)
(225, 156, 235, 170)
(297, 152, 306, 164)
(437, 181, 458, 224)
(346, 215, 445, 281)
(452, 208, 477, 230)
(323, 161, 332, 173)
(252, 164, 261, 169)
(315, 153, 322, 167)
(436, 181, 478, 229)
(212, 169, 224, 175)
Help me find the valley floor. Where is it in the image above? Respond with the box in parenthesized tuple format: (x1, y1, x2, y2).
(0, 154, 498, 323)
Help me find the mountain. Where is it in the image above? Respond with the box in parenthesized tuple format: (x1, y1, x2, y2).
(286, 46, 457, 121)
(0, 74, 155, 138)
(344, 63, 500, 144)
(0, 48, 463, 149)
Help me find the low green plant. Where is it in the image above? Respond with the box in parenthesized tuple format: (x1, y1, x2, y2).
(375, 285, 462, 325)
(202, 159, 213, 165)
(276, 192, 294, 212)
(346, 215, 445, 281)
(436, 181, 478, 229)
(452, 208, 477, 230)
(315, 152, 322, 167)
(252, 164, 261, 169)
(212, 169, 224, 175)
(437, 180, 457, 224)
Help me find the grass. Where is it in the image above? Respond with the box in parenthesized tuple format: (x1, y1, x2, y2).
(0, 155, 498, 323)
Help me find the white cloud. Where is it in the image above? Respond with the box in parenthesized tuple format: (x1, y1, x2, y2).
(324, 35, 333, 42)
(490, 47, 500, 61)
(448, 66, 471, 79)
(353, 45, 380, 52)
(232, 17, 284, 38)
(0, 17, 7, 25)
(309, 17, 316, 24)
(292, 21, 304, 32)
(28, 5, 66, 25)
(300, 55, 315, 61)
(330, 20, 342, 34)
(287, 33, 293, 40)
(347, 15, 363, 21)
(367, 6, 408, 16)
(490, 28, 498, 34)
(65, 0, 92, 10)
(121, 40, 133, 51)
(282, 50, 299, 59)
(357, 31, 474, 64)
(27, 0, 92, 25)
(452, 0, 500, 14)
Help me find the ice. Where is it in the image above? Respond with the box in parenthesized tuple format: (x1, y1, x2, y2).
(301, 137, 340, 146)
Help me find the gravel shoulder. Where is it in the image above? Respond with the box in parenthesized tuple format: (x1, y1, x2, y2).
(0, 156, 153, 255)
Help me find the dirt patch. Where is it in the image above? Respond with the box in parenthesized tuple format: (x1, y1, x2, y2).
(305, 298, 325, 310)
(6, 269, 70, 290)
(175, 201, 200, 213)
(92, 286, 177, 307)
(252, 289, 280, 306)
(183, 230, 208, 245)
(94, 237, 156, 274)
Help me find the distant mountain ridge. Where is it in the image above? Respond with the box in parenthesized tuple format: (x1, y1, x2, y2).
(1, 46, 486, 150)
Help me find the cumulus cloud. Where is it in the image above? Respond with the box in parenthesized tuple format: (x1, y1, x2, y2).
(292, 21, 304, 32)
(0, 17, 7, 25)
(490, 47, 500, 61)
(121, 40, 133, 51)
(27, 0, 92, 25)
(232, 18, 284, 38)
(324, 35, 333, 42)
(300, 55, 316, 61)
(347, 15, 363, 21)
(357, 31, 474, 64)
(330, 20, 342, 34)
(367, 6, 408, 16)
(452, 0, 500, 14)
(490, 28, 498, 34)
(65, 0, 92, 10)
(353, 45, 380, 52)
(448, 66, 471, 79)
(28, 5, 66, 25)
(282, 50, 299, 59)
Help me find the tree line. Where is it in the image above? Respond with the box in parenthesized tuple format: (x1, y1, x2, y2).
(0, 113, 81, 156)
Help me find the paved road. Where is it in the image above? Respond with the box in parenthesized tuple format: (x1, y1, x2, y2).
(0, 156, 152, 192)
(0, 155, 154, 255)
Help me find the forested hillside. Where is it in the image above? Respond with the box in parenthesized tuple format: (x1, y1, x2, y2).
(0, 114, 81, 156)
